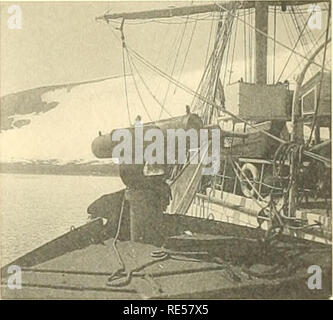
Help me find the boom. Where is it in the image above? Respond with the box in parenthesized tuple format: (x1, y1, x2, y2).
(96, 1, 328, 21)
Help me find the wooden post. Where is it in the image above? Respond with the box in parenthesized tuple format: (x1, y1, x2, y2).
(288, 76, 299, 217)
(255, 1, 268, 85)
(125, 189, 164, 246)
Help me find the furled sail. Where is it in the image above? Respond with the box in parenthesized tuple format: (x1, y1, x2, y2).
(168, 141, 210, 215)
(191, 7, 235, 125)
(168, 7, 236, 214)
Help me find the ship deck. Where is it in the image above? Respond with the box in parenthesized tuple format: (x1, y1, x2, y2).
(1, 216, 332, 299)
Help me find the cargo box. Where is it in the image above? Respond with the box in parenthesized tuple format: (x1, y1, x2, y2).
(224, 81, 293, 120)
(299, 71, 331, 118)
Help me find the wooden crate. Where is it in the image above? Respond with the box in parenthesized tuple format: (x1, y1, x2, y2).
(224, 81, 293, 120)
(299, 71, 331, 117)
(221, 121, 280, 159)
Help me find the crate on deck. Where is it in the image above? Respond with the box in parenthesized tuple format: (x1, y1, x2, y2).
(224, 81, 293, 121)
(299, 71, 331, 127)
(218, 120, 285, 160)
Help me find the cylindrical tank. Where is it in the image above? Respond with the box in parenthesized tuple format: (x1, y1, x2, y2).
(91, 113, 203, 160)
(91, 112, 202, 246)
(91, 133, 115, 159)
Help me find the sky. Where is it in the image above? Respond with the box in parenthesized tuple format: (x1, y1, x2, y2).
(1, 1, 330, 96)
(0, 1, 212, 95)
(0, 1, 330, 161)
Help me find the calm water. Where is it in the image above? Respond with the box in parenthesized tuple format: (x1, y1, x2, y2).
(0, 173, 125, 266)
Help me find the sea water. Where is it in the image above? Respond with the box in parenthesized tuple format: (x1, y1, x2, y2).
(0, 173, 125, 266)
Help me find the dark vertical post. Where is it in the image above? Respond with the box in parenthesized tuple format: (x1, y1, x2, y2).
(255, 1, 268, 85)
(125, 189, 164, 245)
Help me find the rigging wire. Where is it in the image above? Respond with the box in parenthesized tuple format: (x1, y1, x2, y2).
(296, 6, 319, 49)
(104, 8, 330, 165)
(288, 7, 315, 77)
(126, 50, 173, 118)
(283, 9, 298, 47)
(290, 7, 313, 61)
(243, 8, 247, 82)
(273, 6, 277, 83)
(125, 47, 153, 122)
(280, 13, 303, 77)
(159, 15, 189, 119)
(248, 9, 253, 83)
(276, 9, 313, 83)
(108, 23, 172, 120)
(106, 24, 133, 125)
(174, 16, 198, 94)
(216, 2, 328, 70)
(199, 9, 234, 124)
(154, 24, 183, 97)
(221, 41, 230, 85)
(153, 25, 169, 66)
(107, 195, 126, 283)
(298, 6, 319, 48)
(204, 12, 215, 67)
(306, 1, 331, 146)
(228, 11, 238, 85)
(125, 44, 331, 167)
(222, 17, 233, 85)
(268, 7, 329, 14)
(284, 28, 328, 80)
(122, 43, 132, 125)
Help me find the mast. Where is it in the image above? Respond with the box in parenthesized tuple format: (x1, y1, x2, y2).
(255, 1, 268, 85)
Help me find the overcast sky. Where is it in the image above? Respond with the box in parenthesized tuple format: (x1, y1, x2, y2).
(1, 1, 330, 96)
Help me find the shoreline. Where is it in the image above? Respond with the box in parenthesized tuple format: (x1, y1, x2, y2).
(0, 162, 120, 177)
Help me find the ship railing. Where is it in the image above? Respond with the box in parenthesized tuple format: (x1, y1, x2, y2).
(200, 157, 284, 200)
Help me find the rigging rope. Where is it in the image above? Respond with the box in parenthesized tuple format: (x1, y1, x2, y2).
(287, 8, 315, 78)
(126, 51, 173, 118)
(284, 29, 328, 80)
(228, 11, 238, 85)
(174, 16, 198, 94)
(204, 12, 215, 68)
(248, 9, 253, 83)
(108, 25, 173, 120)
(108, 195, 126, 283)
(222, 16, 234, 85)
(154, 24, 183, 100)
(273, 6, 277, 83)
(126, 44, 331, 167)
(297, 6, 319, 49)
(281, 12, 304, 76)
(125, 48, 153, 122)
(306, 1, 331, 147)
(290, 7, 313, 67)
(216, 2, 328, 70)
(122, 42, 132, 125)
(159, 15, 189, 119)
(277, 9, 313, 83)
(243, 8, 247, 82)
(107, 14, 330, 167)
